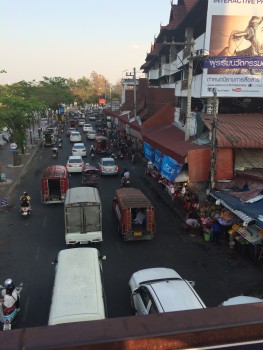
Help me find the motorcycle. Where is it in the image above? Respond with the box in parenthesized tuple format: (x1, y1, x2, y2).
(121, 176, 130, 187)
(90, 151, 95, 160)
(0, 282, 23, 331)
(52, 148, 58, 159)
(20, 202, 31, 217)
(58, 140, 63, 148)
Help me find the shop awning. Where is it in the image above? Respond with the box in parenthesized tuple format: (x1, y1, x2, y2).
(211, 191, 263, 228)
(143, 123, 208, 164)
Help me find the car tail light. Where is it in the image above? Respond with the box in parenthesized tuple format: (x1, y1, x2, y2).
(116, 166, 119, 171)
(101, 166, 104, 170)
(67, 164, 72, 167)
(5, 320, 9, 324)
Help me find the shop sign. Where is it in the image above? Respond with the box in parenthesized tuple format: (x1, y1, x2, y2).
(143, 142, 154, 161)
(161, 155, 182, 182)
(154, 149, 163, 171)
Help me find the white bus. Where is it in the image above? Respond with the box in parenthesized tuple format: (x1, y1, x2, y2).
(48, 248, 107, 326)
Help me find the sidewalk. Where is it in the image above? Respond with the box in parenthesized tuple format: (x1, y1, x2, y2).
(0, 132, 40, 207)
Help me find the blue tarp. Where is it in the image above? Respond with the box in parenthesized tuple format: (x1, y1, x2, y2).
(211, 191, 263, 228)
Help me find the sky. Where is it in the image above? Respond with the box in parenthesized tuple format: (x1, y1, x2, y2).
(0, 0, 176, 86)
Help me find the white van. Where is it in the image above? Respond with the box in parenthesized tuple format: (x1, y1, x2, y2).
(48, 248, 107, 326)
(64, 187, 102, 245)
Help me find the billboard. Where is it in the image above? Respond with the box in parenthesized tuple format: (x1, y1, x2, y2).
(201, 2, 263, 98)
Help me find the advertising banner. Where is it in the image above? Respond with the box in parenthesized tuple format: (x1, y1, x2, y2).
(154, 149, 163, 171)
(201, 1, 263, 98)
(161, 155, 182, 183)
(143, 142, 154, 161)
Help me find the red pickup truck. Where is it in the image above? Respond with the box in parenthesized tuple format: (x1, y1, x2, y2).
(41, 165, 69, 204)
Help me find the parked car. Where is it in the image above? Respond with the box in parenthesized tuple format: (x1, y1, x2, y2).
(83, 124, 93, 132)
(70, 131, 82, 143)
(66, 127, 76, 137)
(66, 155, 84, 173)
(220, 296, 263, 306)
(97, 157, 118, 176)
(72, 143, 87, 157)
(86, 130, 96, 140)
(129, 267, 206, 315)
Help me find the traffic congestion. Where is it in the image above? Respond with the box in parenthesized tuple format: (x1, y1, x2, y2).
(0, 108, 263, 331)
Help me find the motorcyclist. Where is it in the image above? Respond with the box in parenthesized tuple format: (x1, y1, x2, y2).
(90, 144, 95, 156)
(1, 279, 20, 314)
(121, 168, 130, 186)
(58, 137, 63, 147)
(52, 147, 58, 157)
(20, 192, 31, 207)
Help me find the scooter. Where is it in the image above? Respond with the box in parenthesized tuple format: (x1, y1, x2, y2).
(121, 176, 130, 187)
(52, 148, 58, 159)
(90, 151, 95, 160)
(20, 202, 31, 218)
(0, 283, 23, 331)
(58, 140, 63, 148)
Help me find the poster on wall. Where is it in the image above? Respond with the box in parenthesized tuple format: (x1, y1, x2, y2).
(154, 149, 163, 171)
(143, 143, 154, 161)
(201, 1, 263, 98)
(161, 155, 182, 183)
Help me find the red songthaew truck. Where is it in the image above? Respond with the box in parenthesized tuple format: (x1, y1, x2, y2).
(41, 165, 69, 204)
(112, 188, 155, 241)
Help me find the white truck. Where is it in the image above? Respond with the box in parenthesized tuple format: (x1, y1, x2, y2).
(64, 187, 102, 245)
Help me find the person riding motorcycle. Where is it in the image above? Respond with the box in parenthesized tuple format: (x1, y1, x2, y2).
(90, 144, 95, 157)
(1, 279, 20, 315)
(121, 168, 130, 186)
(52, 147, 58, 157)
(58, 137, 63, 148)
(20, 192, 31, 207)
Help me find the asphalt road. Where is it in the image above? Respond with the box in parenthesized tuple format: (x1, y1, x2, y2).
(1, 122, 263, 329)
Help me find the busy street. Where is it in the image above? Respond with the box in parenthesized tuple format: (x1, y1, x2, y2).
(0, 111, 263, 330)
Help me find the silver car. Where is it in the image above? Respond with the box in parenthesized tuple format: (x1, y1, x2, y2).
(98, 157, 119, 175)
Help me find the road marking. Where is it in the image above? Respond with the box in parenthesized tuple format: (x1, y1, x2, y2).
(35, 247, 40, 261)
(22, 297, 30, 322)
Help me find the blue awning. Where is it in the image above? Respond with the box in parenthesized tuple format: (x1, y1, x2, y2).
(211, 191, 263, 228)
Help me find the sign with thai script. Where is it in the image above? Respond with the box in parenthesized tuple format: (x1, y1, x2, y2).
(201, 1, 263, 97)
(161, 155, 182, 183)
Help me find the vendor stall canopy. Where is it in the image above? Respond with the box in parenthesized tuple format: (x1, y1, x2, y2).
(211, 191, 263, 227)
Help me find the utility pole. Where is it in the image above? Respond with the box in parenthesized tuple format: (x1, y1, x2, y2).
(209, 89, 218, 193)
(162, 28, 194, 141)
(104, 80, 107, 103)
(126, 68, 137, 119)
(185, 28, 194, 141)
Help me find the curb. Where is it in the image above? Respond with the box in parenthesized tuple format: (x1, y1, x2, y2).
(6, 145, 40, 203)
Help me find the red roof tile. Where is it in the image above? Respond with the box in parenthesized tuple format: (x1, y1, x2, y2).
(202, 114, 263, 148)
(142, 104, 207, 163)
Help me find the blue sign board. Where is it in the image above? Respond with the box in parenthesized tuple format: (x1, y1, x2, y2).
(143, 142, 154, 161)
(59, 106, 65, 114)
(161, 155, 182, 183)
(154, 149, 163, 171)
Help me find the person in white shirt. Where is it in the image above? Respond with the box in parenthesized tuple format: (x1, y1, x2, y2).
(1, 279, 19, 313)
(133, 210, 146, 225)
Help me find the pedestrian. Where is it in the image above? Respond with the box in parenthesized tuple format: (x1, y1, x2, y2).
(131, 148, 136, 163)
(211, 220, 222, 243)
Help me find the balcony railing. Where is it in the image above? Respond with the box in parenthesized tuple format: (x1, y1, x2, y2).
(1, 303, 263, 349)
(148, 69, 159, 80)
